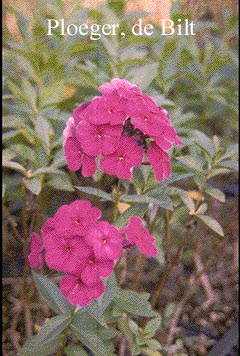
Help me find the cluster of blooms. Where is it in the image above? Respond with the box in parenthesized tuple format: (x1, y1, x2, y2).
(28, 200, 158, 307)
(63, 78, 183, 181)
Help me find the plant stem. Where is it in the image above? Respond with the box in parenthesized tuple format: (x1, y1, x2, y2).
(151, 223, 194, 309)
(165, 210, 171, 263)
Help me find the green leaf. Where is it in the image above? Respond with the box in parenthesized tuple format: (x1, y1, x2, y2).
(194, 130, 214, 157)
(85, 300, 106, 327)
(101, 273, 118, 311)
(47, 173, 74, 192)
(118, 319, 137, 352)
(207, 167, 231, 179)
(3, 160, 27, 176)
(197, 215, 224, 237)
(75, 186, 114, 201)
(218, 144, 238, 161)
(19, 314, 71, 356)
(114, 204, 148, 227)
(205, 187, 225, 202)
(145, 191, 174, 210)
(140, 347, 164, 356)
(176, 155, 204, 172)
(128, 320, 139, 335)
(132, 167, 145, 192)
(65, 345, 89, 356)
(35, 116, 51, 150)
(32, 272, 74, 314)
(71, 317, 112, 356)
(195, 203, 208, 215)
(32, 166, 64, 177)
(25, 177, 42, 195)
(120, 194, 173, 210)
(114, 290, 157, 317)
(144, 317, 162, 338)
(218, 160, 238, 171)
(167, 187, 195, 213)
(146, 339, 162, 350)
(39, 81, 65, 108)
(19, 334, 64, 356)
(126, 62, 159, 90)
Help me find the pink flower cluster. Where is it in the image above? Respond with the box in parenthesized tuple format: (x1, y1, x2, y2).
(63, 78, 182, 181)
(28, 200, 158, 307)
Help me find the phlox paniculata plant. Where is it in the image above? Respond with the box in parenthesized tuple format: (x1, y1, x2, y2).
(29, 79, 182, 307)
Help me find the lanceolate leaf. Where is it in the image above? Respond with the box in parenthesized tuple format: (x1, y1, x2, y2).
(71, 317, 112, 356)
(120, 194, 173, 210)
(114, 290, 157, 317)
(75, 186, 114, 201)
(176, 155, 204, 172)
(25, 177, 42, 195)
(19, 314, 71, 356)
(197, 215, 224, 237)
(85, 300, 106, 326)
(65, 345, 89, 356)
(101, 273, 118, 311)
(32, 272, 74, 314)
(19, 334, 65, 356)
(205, 187, 225, 202)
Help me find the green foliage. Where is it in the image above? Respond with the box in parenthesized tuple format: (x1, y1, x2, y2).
(32, 272, 74, 315)
(3, 1, 238, 355)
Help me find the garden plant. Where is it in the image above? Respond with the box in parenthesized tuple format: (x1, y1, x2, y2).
(2, 0, 238, 355)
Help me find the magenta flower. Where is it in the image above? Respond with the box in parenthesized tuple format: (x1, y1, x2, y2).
(63, 137, 97, 176)
(81, 93, 127, 126)
(85, 221, 123, 260)
(28, 232, 44, 269)
(53, 200, 101, 236)
(100, 137, 143, 179)
(44, 235, 90, 274)
(131, 106, 172, 137)
(147, 142, 171, 181)
(72, 101, 91, 125)
(60, 274, 105, 307)
(123, 216, 158, 258)
(63, 117, 76, 145)
(76, 120, 122, 156)
(80, 251, 114, 286)
(99, 78, 138, 99)
(41, 217, 56, 241)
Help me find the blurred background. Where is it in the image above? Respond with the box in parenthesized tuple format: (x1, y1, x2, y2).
(2, 0, 238, 355)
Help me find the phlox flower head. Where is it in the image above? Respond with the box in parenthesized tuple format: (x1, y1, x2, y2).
(122, 216, 158, 258)
(29, 200, 120, 307)
(63, 78, 182, 182)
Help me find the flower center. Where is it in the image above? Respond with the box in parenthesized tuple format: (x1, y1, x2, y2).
(89, 258, 95, 265)
(66, 246, 72, 253)
(75, 218, 81, 225)
(108, 108, 113, 114)
(144, 116, 149, 122)
(119, 156, 124, 161)
(76, 279, 83, 286)
(102, 237, 108, 244)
